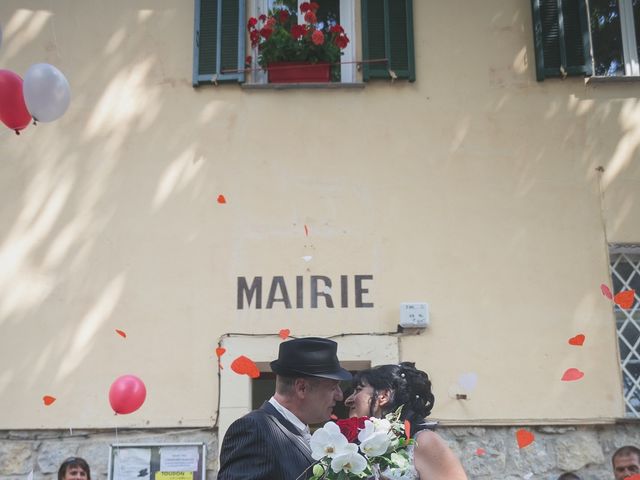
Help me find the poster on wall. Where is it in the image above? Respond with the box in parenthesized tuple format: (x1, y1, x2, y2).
(108, 443, 205, 480)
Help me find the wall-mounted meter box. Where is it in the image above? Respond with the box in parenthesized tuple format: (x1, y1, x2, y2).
(399, 303, 429, 328)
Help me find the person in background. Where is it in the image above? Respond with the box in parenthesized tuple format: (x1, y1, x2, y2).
(58, 457, 90, 480)
(557, 473, 581, 480)
(218, 337, 351, 480)
(612, 445, 640, 480)
(344, 362, 468, 480)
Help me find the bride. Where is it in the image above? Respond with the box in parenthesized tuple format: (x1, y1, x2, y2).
(344, 362, 468, 480)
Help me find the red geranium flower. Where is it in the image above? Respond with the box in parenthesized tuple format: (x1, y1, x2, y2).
(330, 25, 344, 34)
(311, 29, 324, 45)
(335, 34, 349, 49)
(335, 417, 368, 442)
(279, 9, 289, 23)
(291, 24, 306, 40)
(304, 11, 317, 24)
(247, 17, 258, 29)
(310, 2, 320, 12)
(258, 14, 267, 22)
(260, 27, 273, 40)
(250, 29, 260, 47)
(300, 2, 311, 13)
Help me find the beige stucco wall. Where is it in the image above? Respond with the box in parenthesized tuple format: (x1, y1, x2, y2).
(0, 0, 636, 430)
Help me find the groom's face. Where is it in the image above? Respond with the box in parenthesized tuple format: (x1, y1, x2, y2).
(301, 377, 343, 424)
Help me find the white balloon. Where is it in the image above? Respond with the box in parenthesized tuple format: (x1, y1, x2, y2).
(23, 63, 71, 122)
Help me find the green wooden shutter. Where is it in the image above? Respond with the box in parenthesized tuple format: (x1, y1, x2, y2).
(362, 0, 415, 81)
(531, 0, 592, 80)
(193, 0, 245, 86)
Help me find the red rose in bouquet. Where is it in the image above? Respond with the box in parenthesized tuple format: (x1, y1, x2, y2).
(335, 416, 368, 442)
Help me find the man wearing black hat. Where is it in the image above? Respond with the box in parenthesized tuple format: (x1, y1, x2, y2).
(218, 337, 351, 480)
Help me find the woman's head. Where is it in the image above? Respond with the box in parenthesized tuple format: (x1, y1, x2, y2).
(58, 457, 90, 480)
(344, 362, 434, 433)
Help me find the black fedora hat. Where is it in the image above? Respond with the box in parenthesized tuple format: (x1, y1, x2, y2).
(270, 337, 352, 381)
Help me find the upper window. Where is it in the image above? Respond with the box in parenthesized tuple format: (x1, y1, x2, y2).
(531, 0, 640, 80)
(192, 0, 415, 86)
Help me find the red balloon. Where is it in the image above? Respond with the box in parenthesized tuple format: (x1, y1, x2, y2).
(109, 374, 147, 414)
(0, 70, 31, 133)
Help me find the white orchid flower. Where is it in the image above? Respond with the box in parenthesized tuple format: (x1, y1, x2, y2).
(358, 420, 392, 457)
(310, 421, 349, 460)
(330, 443, 367, 474)
(370, 417, 392, 433)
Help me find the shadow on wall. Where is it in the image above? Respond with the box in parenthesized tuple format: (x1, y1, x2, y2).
(0, 0, 637, 424)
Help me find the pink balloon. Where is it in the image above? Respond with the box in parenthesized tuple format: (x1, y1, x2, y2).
(0, 70, 31, 133)
(109, 374, 147, 414)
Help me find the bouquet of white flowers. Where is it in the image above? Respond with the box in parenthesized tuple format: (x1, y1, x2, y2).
(306, 408, 416, 480)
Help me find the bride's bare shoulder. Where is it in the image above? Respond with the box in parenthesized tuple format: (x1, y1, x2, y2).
(413, 430, 468, 480)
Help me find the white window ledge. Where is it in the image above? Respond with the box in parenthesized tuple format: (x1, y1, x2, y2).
(241, 82, 365, 90)
(586, 75, 640, 84)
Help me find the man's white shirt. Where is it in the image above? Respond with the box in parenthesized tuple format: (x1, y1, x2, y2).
(268, 397, 312, 447)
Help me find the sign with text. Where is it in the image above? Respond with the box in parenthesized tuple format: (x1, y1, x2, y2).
(237, 274, 374, 309)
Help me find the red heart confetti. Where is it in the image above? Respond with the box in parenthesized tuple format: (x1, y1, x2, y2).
(404, 419, 411, 440)
(215, 347, 226, 358)
(115, 329, 126, 338)
(561, 368, 584, 382)
(304, 224, 309, 236)
(568, 334, 585, 346)
(43, 395, 56, 406)
(516, 429, 535, 449)
(217, 194, 227, 204)
(231, 355, 260, 379)
(626, 475, 640, 480)
(279, 329, 290, 340)
(330, 414, 338, 420)
(218, 362, 224, 370)
(601, 284, 613, 299)
(476, 448, 486, 456)
(614, 289, 635, 309)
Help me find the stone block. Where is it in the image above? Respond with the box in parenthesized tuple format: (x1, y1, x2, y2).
(555, 432, 605, 471)
(37, 443, 79, 474)
(0, 442, 34, 474)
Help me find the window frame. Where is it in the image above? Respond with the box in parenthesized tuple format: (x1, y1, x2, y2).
(248, 0, 357, 84)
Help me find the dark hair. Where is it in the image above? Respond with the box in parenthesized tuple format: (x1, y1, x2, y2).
(612, 445, 640, 466)
(557, 473, 581, 480)
(58, 457, 90, 480)
(351, 362, 435, 436)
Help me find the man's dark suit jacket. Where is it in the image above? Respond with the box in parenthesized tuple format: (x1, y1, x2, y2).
(217, 401, 315, 480)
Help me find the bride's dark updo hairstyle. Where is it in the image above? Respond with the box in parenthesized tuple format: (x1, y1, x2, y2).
(351, 362, 435, 436)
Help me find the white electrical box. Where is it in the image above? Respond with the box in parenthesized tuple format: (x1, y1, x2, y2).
(399, 302, 429, 328)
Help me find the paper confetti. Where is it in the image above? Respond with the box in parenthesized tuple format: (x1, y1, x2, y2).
(215, 347, 226, 358)
(614, 289, 635, 309)
(457, 372, 479, 392)
(304, 225, 309, 236)
(115, 329, 127, 338)
(625, 475, 640, 480)
(217, 194, 227, 204)
(601, 284, 613, 299)
(476, 448, 486, 456)
(330, 414, 338, 420)
(404, 419, 411, 440)
(43, 395, 56, 406)
(516, 429, 535, 449)
(561, 368, 584, 382)
(302, 255, 313, 262)
(568, 334, 585, 346)
(279, 329, 290, 340)
(231, 355, 260, 379)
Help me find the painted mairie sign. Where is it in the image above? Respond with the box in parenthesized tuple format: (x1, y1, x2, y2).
(237, 275, 374, 309)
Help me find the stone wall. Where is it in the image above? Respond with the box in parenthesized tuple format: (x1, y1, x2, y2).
(0, 424, 638, 480)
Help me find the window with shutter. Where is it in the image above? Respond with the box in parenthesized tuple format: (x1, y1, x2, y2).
(361, 0, 415, 82)
(531, 0, 592, 80)
(193, 0, 245, 86)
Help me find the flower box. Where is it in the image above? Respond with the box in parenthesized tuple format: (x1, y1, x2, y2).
(267, 62, 330, 83)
